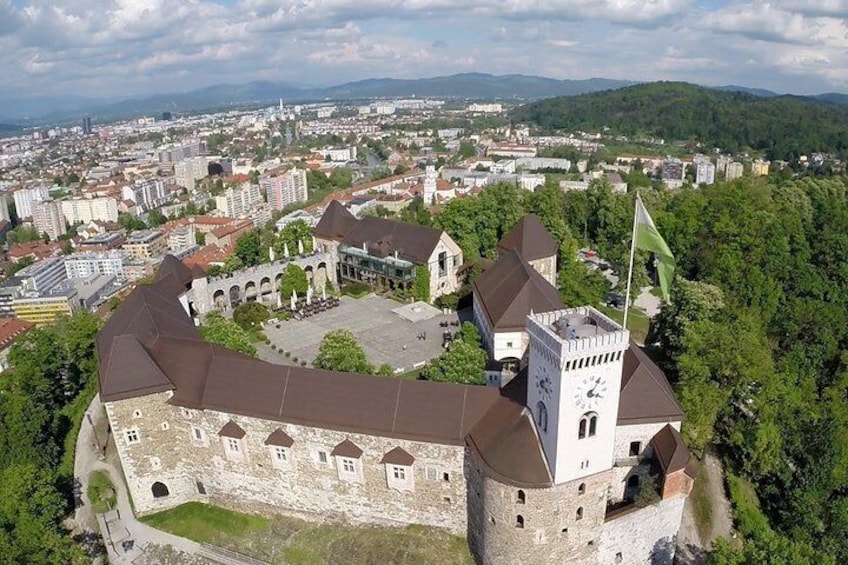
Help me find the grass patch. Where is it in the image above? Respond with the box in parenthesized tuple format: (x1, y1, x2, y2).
(57, 382, 98, 480)
(726, 472, 770, 538)
(686, 457, 713, 541)
(87, 471, 117, 514)
(141, 503, 473, 565)
(339, 282, 372, 299)
(141, 502, 270, 545)
(597, 305, 651, 343)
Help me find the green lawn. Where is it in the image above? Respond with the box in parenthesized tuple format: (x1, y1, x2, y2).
(141, 502, 473, 565)
(87, 471, 117, 514)
(686, 457, 713, 542)
(597, 305, 651, 344)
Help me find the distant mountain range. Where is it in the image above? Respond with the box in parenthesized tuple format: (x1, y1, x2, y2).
(2, 72, 848, 128)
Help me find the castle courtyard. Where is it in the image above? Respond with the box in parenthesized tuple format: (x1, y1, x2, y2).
(261, 295, 463, 373)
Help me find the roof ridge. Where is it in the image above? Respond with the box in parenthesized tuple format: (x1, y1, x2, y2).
(391, 379, 403, 432)
(278, 365, 291, 418)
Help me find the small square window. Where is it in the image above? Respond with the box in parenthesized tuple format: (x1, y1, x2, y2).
(196, 481, 207, 495)
(227, 438, 240, 452)
(443, 496, 452, 505)
(392, 466, 406, 480)
(506, 341, 513, 348)
(629, 441, 641, 457)
(193, 427, 204, 441)
(318, 451, 328, 463)
(443, 472, 450, 482)
(126, 429, 140, 444)
(274, 447, 288, 462)
(342, 458, 356, 473)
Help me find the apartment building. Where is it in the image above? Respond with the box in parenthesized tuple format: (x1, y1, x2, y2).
(64, 251, 126, 279)
(61, 197, 119, 224)
(32, 200, 67, 241)
(13, 185, 49, 219)
(123, 230, 167, 260)
(175, 156, 209, 189)
(215, 183, 263, 217)
(122, 179, 170, 211)
(261, 167, 308, 210)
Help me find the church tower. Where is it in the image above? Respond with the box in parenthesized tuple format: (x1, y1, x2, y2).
(526, 307, 630, 484)
(423, 164, 437, 205)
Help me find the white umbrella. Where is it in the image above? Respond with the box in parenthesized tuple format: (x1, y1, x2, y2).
(298, 239, 304, 255)
(283, 242, 290, 258)
(322, 286, 327, 301)
(311, 235, 317, 252)
(290, 289, 297, 310)
(269, 246, 275, 262)
(276, 292, 282, 309)
(306, 285, 313, 305)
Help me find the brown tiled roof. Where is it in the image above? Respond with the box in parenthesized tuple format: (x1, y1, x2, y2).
(342, 217, 444, 265)
(380, 447, 415, 466)
(218, 420, 246, 439)
(155, 255, 193, 288)
(265, 429, 294, 447)
(618, 345, 684, 425)
(472, 251, 564, 331)
(313, 200, 357, 241)
(466, 371, 552, 488)
(650, 424, 691, 476)
(497, 214, 558, 262)
(0, 318, 34, 350)
(331, 439, 363, 458)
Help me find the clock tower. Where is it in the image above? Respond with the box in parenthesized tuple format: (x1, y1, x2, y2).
(526, 307, 630, 484)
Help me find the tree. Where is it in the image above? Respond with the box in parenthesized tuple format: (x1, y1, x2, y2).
(5, 225, 41, 245)
(146, 209, 168, 227)
(278, 264, 309, 298)
(557, 261, 610, 308)
(377, 363, 394, 377)
(196, 231, 206, 246)
(313, 329, 374, 374)
(413, 266, 430, 303)
(422, 338, 486, 385)
(458, 140, 476, 159)
(328, 167, 353, 189)
(199, 312, 257, 356)
(393, 164, 409, 175)
(117, 213, 147, 232)
(232, 302, 269, 332)
(234, 230, 262, 267)
(275, 219, 313, 257)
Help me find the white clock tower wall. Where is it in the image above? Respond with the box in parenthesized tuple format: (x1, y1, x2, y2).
(526, 308, 630, 485)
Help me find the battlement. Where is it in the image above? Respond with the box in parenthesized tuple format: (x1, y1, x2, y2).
(528, 306, 629, 362)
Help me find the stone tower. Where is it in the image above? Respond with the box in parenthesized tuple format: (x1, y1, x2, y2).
(423, 164, 437, 205)
(526, 307, 630, 484)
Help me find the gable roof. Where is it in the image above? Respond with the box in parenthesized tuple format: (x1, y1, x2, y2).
(342, 217, 444, 265)
(313, 200, 357, 241)
(650, 424, 691, 476)
(265, 428, 294, 447)
(331, 439, 363, 458)
(497, 214, 558, 262)
(380, 446, 415, 466)
(618, 345, 685, 425)
(218, 420, 246, 439)
(473, 251, 564, 331)
(155, 254, 194, 288)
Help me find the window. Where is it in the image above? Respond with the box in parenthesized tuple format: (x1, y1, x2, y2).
(125, 428, 140, 444)
(615, 552, 623, 563)
(578, 412, 598, 439)
(628, 475, 640, 488)
(438, 251, 447, 277)
(536, 401, 548, 434)
(318, 451, 328, 463)
(392, 466, 406, 480)
(227, 438, 240, 452)
(506, 341, 513, 348)
(151, 482, 169, 498)
(160, 422, 169, 431)
(578, 483, 586, 495)
(576, 507, 584, 521)
(426, 466, 439, 481)
(629, 441, 641, 457)
(517, 490, 526, 504)
(443, 472, 451, 482)
(133, 409, 143, 418)
(516, 515, 525, 529)
(196, 481, 207, 495)
(274, 447, 288, 463)
(192, 427, 204, 441)
(443, 496, 452, 505)
(341, 457, 356, 473)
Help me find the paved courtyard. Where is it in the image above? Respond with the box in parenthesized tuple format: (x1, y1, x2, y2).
(262, 295, 461, 374)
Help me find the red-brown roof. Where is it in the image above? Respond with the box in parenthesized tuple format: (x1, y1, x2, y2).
(331, 439, 363, 458)
(497, 214, 558, 262)
(218, 420, 247, 439)
(313, 200, 357, 242)
(265, 429, 294, 447)
(380, 446, 415, 466)
(650, 424, 692, 476)
(342, 217, 444, 265)
(0, 318, 34, 351)
(472, 251, 563, 331)
(618, 345, 684, 425)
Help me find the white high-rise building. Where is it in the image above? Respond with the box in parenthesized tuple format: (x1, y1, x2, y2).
(64, 251, 126, 279)
(174, 157, 209, 189)
(0, 194, 10, 223)
(261, 168, 308, 211)
(122, 179, 170, 211)
(215, 183, 263, 217)
(13, 186, 49, 219)
(725, 161, 744, 180)
(32, 200, 67, 241)
(61, 197, 119, 225)
(695, 162, 716, 185)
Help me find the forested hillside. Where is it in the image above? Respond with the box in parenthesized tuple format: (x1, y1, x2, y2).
(510, 82, 848, 160)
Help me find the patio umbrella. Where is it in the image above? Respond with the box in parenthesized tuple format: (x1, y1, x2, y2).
(269, 246, 275, 262)
(306, 285, 313, 305)
(290, 289, 297, 310)
(298, 239, 304, 255)
(283, 243, 290, 258)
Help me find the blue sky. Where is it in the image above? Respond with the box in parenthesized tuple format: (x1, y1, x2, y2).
(1, 0, 848, 97)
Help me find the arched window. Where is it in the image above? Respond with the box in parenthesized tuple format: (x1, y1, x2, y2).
(516, 515, 525, 529)
(536, 401, 548, 433)
(576, 507, 584, 521)
(578, 412, 598, 439)
(517, 490, 526, 504)
(151, 482, 169, 498)
(578, 483, 586, 495)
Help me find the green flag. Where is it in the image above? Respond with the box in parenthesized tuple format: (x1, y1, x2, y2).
(634, 195, 675, 301)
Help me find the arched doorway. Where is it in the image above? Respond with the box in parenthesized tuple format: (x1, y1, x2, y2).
(151, 482, 169, 498)
(304, 265, 314, 287)
(213, 290, 227, 310)
(315, 262, 328, 291)
(229, 285, 242, 308)
(260, 277, 272, 296)
(245, 280, 257, 301)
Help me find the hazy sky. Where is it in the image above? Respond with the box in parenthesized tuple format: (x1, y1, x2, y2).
(2, 0, 848, 98)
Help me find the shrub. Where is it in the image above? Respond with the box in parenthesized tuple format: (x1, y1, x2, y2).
(285, 351, 291, 358)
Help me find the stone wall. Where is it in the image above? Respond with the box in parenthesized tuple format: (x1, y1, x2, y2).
(528, 256, 557, 287)
(106, 392, 469, 533)
(610, 422, 681, 502)
(468, 452, 612, 565)
(597, 496, 686, 565)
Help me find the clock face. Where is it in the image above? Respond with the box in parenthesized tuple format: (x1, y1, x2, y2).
(534, 365, 553, 400)
(574, 375, 607, 411)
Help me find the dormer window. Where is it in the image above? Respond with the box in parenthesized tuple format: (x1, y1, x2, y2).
(265, 428, 294, 470)
(218, 420, 247, 463)
(381, 447, 415, 492)
(332, 439, 364, 483)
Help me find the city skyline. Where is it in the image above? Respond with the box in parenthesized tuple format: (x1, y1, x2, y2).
(1, 0, 848, 99)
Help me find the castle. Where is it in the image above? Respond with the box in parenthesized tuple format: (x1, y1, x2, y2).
(97, 212, 693, 564)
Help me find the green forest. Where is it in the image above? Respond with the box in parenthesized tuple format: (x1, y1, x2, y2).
(510, 82, 848, 160)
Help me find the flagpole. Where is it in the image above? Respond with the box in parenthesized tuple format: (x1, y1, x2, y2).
(623, 193, 639, 330)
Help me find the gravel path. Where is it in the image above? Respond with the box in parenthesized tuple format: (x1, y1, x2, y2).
(675, 453, 734, 564)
